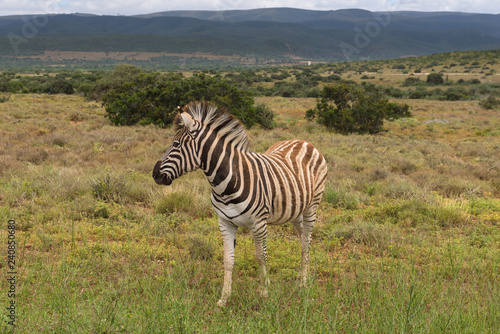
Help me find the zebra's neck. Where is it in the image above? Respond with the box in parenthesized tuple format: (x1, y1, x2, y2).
(201, 137, 254, 196)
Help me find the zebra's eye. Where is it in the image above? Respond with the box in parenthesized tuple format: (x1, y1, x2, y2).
(172, 141, 180, 148)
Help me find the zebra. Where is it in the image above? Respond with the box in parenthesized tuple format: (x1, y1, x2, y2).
(153, 101, 328, 307)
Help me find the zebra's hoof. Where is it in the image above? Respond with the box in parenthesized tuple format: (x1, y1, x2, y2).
(217, 299, 226, 308)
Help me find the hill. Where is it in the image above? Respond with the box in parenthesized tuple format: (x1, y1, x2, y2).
(0, 8, 499, 64)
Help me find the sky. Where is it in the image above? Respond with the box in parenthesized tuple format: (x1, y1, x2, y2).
(1, 0, 499, 16)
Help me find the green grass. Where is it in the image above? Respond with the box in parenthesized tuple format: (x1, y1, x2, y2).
(0, 91, 499, 333)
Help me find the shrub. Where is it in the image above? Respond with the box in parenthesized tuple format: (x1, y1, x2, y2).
(479, 94, 500, 109)
(44, 79, 74, 95)
(426, 73, 444, 85)
(101, 66, 273, 129)
(401, 77, 422, 87)
(409, 88, 432, 99)
(187, 236, 215, 260)
(392, 64, 406, 70)
(306, 83, 412, 134)
(253, 103, 276, 129)
(441, 87, 469, 101)
(90, 173, 127, 203)
(88, 64, 144, 101)
(102, 71, 182, 127)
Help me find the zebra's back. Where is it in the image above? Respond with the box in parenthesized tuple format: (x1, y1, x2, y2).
(263, 140, 327, 225)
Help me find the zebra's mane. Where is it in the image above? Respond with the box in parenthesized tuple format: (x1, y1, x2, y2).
(174, 101, 250, 152)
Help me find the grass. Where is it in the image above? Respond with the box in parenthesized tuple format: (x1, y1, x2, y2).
(0, 87, 499, 332)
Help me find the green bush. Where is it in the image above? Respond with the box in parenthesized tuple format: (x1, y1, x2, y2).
(253, 103, 276, 129)
(88, 64, 143, 101)
(101, 66, 272, 129)
(441, 87, 469, 101)
(102, 71, 182, 127)
(479, 94, 500, 109)
(90, 173, 127, 203)
(306, 83, 412, 134)
(44, 79, 74, 95)
(409, 88, 432, 99)
(426, 73, 444, 85)
(401, 77, 422, 87)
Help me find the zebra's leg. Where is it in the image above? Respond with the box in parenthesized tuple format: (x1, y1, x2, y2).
(291, 215, 303, 239)
(252, 221, 270, 298)
(291, 215, 307, 286)
(297, 208, 317, 287)
(217, 219, 238, 307)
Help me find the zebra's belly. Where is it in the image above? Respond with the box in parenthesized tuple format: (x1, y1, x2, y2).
(210, 186, 307, 227)
(212, 201, 302, 228)
(211, 199, 262, 227)
(267, 211, 302, 225)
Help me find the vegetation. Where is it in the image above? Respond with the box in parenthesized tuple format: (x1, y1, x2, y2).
(1, 10, 499, 63)
(479, 94, 500, 110)
(0, 50, 499, 332)
(306, 83, 411, 134)
(99, 65, 275, 129)
(426, 73, 444, 85)
(1, 49, 500, 102)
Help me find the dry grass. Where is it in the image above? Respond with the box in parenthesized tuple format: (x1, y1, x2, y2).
(0, 92, 498, 332)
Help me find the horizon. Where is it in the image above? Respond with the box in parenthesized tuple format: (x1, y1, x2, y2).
(1, 1, 499, 17)
(1, 7, 499, 18)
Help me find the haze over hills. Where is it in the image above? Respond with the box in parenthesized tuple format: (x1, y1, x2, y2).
(0, 7, 499, 62)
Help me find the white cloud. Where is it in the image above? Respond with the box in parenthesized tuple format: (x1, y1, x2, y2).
(396, 0, 499, 13)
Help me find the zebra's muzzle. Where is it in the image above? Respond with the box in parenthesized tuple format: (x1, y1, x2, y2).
(153, 161, 173, 186)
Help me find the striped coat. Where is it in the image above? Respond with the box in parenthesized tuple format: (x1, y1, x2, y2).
(153, 101, 327, 307)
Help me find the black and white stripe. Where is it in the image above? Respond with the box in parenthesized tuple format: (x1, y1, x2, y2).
(153, 101, 328, 307)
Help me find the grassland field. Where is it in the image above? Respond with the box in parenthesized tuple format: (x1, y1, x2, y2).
(0, 59, 499, 333)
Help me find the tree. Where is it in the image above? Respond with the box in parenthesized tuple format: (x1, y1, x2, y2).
(44, 79, 74, 95)
(306, 83, 412, 134)
(102, 71, 183, 127)
(101, 66, 275, 129)
(426, 73, 444, 85)
(88, 64, 144, 101)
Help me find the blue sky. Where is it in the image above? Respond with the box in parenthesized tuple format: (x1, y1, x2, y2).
(1, 0, 499, 16)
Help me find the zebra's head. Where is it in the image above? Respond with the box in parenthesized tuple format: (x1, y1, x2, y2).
(153, 108, 202, 186)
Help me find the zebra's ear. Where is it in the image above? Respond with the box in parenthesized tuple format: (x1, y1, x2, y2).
(179, 112, 197, 135)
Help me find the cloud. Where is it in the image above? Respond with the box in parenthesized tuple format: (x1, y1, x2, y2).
(0, 0, 498, 16)
(396, 0, 499, 13)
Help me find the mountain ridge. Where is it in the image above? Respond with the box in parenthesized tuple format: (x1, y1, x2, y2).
(0, 8, 499, 61)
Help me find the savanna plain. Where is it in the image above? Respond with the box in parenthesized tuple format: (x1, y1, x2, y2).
(0, 59, 499, 333)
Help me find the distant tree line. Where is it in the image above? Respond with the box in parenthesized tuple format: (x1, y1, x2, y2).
(0, 70, 103, 95)
(1, 62, 498, 129)
(2, 64, 499, 103)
